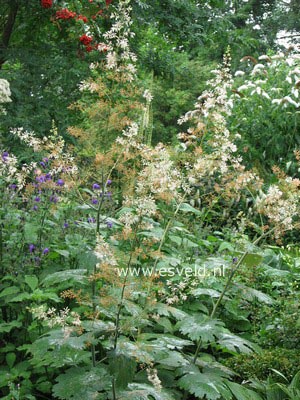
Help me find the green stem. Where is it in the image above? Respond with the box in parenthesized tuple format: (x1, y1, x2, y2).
(91, 264, 97, 367)
(112, 378, 117, 400)
(113, 245, 134, 350)
(193, 227, 275, 363)
(146, 198, 186, 296)
(193, 339, 202, 364)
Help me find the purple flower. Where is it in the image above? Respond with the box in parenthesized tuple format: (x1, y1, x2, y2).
(2, 152, 9, 162)
(49, 195, 58, 203)
(56, 179, 64, 187)
(106, 221, 113, 228)
(45, 173, 52, 181)
(29, 244, 35, 253)
(32, 205, 38, 211)
(36, 175, 46, 183)
(43, 157, 49, 163)
(92, 183, 101, 190)
(233, 257, 238, 264)
(34, 196, 41, 202)
(105, 191, 112, 198)
(40, 161, 46, 168)
(91, 198, 98, 204)
(88, 217, 96, 223)
(106, 179, 112, 185)
(63, 222, 69, 229)
(43, 248, 49, 255)
(9, 184, 17, 190)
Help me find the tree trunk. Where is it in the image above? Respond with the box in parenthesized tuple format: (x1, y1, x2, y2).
(0, 1, 19, 69)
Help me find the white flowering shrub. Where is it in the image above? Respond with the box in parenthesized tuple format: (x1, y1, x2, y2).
(229, 47, 300, 172)
(0, 79, 11, 115)
(0, 79, 11, 104)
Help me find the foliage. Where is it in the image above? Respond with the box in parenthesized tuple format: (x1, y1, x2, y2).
(225, 348, 300, 381)
(1, 1, 300, 400)
(250, 370, 300, 400)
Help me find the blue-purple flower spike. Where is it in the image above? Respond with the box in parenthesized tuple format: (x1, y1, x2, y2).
(57, 179, 65, 187)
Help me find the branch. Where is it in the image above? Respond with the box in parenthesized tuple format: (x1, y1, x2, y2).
(0, 1, 19, 68)
(277, 33, 300, 39)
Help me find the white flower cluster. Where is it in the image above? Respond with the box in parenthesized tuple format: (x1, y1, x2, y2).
(78, 80, 98, 93)
(165, 280, 188, 305)
(143, 89, 153, 103)
(0, 150, 37, 188)
(103, 0, 137, 81)
(208, 127, 242, 175)
(30, 306, 81, 329)
(94, 234, 117, 267)
(146, 366, 162, 392)
(177, 52, 236, 175)
(178, 51, 233, 127)
(0, 79, 12, 104)
(116, 122, 142, 150)
(236, 50, 300, 109)
(119, 194, 157, 230)
(11, 128, 44, 152)
(136, 144, 183, 202)
(0, 152, 18, 181)
(256, 183, 299, 233)
(10, 127, 78, 178)
(176, 51, 264, 199)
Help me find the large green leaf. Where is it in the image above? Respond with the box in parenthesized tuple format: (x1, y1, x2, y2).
(149, 303, 188, 320)
(108, 353, 137, 389)
(178, 203, 201, 215)
(42, 269, 88, 287)
(233, 283, 274, 305)
(177, 315, 225, 342)
(157, 351, 189, 368)
(216, 333, 260, 354)
(22, 336, 90, 369)
(178, 366, 232, 400)
(118, 383, 176, 400)
(191, 288, 222, 298)
(138, 333, 193, 350)
(226, 381, 263, 400)
(0, 286, 19, 299)
(116, 338, 154, 364)
(9, 289, 60, 303)
(0, 320, 22, 333)
(25, 275, 39, 291)
(52, 366, 111, 399)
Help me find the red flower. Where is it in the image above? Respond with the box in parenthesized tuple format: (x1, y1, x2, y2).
(41, 0, 53, 8)
(106, 0, 112, 5)
(77, 15, 88, 23)
(55, 9, 77, 20)
(85, 45, 94, 53)
(79, 34, 93, 46)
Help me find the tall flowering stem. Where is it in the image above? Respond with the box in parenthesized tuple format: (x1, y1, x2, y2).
(113, 228, 138, 351)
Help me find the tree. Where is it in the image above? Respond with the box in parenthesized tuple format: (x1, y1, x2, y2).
(0, 0, 112, 148)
